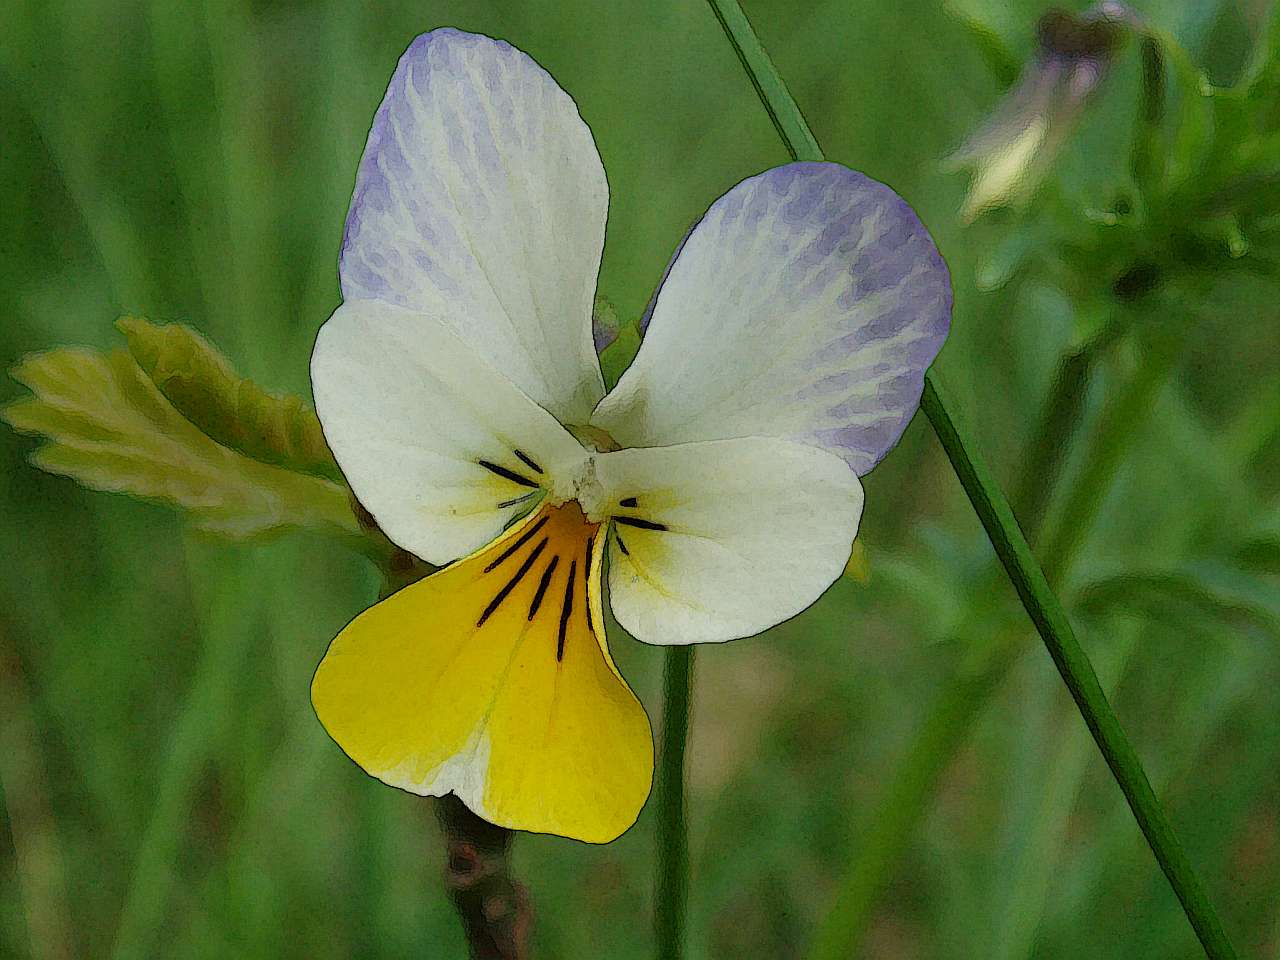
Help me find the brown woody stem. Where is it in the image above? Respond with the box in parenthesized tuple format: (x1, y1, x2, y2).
(366, 512, 532, 960)
(435, 796, 532, 960)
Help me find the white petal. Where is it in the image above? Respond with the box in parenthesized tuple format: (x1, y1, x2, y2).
(595, 437, 863, 645)
(592, 162, 951, 475)
(341, 29, 607, 425)
(311, 301, 587, 565)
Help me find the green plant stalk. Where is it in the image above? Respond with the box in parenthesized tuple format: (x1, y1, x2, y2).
(1054, 629, 1253, 947)
(377, 556, 529, 960)
(0, 633, 76, 960)
(1010, 308, 1135, 537)
(936, 382, 1236, 960)
(804, 574, 1011, 958)
(811, 656, 1007, 946)
(1009, 346, 1096, 536)
(655, 646, 694, 960)
(1037, 332, 1184, 583)
(816, 318, 1190, 956)
(988, 622, 1142, 960)
(109, 541, 258, 960)
(703, 2, 1237, 957)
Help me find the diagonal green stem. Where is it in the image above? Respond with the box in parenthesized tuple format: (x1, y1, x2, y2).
(706, 0, 821, 162)
(821, 308, 1176, 956)
(704, 2, 1237, 957)
(919, 378, 1235, 959)
(655, 646, 694, 960)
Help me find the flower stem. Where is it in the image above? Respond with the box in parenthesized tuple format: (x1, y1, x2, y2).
(704, 2, 1237, 957)
(379, 557, 529, 960)
(920, 375, 1236, 959)
(435, 796, 530, 960)
(812, 311, 1169, 956)
(655, 646, 694, 960)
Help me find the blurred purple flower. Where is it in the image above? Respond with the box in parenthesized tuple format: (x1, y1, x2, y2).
(947, 3, 1137, 220)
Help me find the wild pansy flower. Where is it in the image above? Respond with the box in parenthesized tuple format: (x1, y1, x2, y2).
(309, 28, 950, 843)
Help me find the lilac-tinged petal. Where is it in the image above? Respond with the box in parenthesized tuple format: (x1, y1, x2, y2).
(591, 162, 950, 475)
(341, 29, 607, 424)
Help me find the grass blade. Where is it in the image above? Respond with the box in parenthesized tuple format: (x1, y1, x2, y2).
(109, 542, 259, 960)
(928, 380, 1238, 960)
(0, 633, 76, 960)
(702, 2, 1238, 957)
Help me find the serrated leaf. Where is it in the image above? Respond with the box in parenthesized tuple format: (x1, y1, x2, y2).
(4, 346, 360, 541)
(117, 317, 340, 480)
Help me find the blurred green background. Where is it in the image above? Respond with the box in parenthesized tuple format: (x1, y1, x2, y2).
(3, 0, 1279, 957)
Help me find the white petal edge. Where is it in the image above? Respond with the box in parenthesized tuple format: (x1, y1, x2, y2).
(591, 161, 951, 475)
(341, 28, 608, 424)
(311, 300, 588, 565)
(596, 437, 863, 645)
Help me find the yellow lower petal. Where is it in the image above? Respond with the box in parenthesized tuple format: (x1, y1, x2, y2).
(311, 501, 653, 843)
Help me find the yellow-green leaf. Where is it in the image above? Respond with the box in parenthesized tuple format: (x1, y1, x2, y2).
(4, 346, 359, 541)
(117, 317, 340, 480)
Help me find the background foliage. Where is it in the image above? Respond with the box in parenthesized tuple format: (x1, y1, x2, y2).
(2, 0, 1278, 957)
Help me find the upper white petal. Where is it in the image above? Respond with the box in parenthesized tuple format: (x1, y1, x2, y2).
(341, 28, 608, 425)
(595, 437, 863, 645)
(591, 162, 951, 474)
(311, 301, 587, 565)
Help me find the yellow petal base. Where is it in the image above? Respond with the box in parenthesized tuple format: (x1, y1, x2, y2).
(312, 501, 653, 843)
